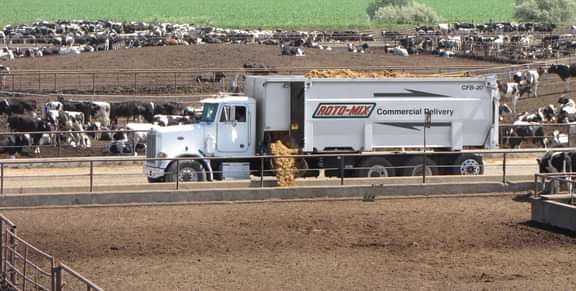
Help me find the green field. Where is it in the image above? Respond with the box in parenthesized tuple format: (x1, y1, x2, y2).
(0, 0, 514, 28)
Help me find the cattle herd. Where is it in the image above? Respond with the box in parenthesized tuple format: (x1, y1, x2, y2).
(0, 97, 201, 158)
(0, 20, 573, 62)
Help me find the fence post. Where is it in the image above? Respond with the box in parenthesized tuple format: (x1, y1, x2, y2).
(54, 266, 62, 291)
(502, 152, 507, 184)
(260, 156, 264, 188)
(176, 159, 180, 190)
(22, 246, 28, 291)
(339, 156, 344, 186)
(133, 72, 137, 92)
(0, 220, 3, 274)
(53, 73, 57, 92)
(57, 134, 61, 157)
(92, 73, 96, 95)
(422, 154, 427, 184)
(1, 162, 4, 195)
(89, 161, 94, 193)
(9, 226, 16, 284)
(174, 72, 178, 94)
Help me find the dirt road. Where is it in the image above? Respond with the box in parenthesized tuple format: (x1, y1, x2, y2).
(3, 196, 576, 290)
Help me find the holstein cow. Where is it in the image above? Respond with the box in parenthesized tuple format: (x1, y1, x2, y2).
(110, 101, 155, 125)
(512, 68, 545, 97)
(89, 101, 111, 128)
(537, 151, 576, 194)
(557, 96, 576, 123)
(497, 81, 526, 114)
(0, 65, 9, 89)
(57, 111, 91, 149)
(153, 114, 193, 126)
(58, 98, 93, 123)
(0, 48, 14, 61)
(547, 64, 576, 93)
(280, 44, 304, 56)
(0, 135, 30, 158)
(7, 114, 52, 154)
(504, 120, 546, 148)
(0, 99, 37, 115)
(108, 123, 157, 156)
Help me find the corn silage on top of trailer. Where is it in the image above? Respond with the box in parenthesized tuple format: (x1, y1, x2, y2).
(304, 69, 470, 79)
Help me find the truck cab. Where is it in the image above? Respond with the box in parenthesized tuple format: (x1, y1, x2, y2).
(145, 96, 256, 182)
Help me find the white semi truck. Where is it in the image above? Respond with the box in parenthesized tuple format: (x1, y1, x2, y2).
(144, 74, 499, 182)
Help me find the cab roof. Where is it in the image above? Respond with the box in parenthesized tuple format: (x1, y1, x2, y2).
(201, 96, 255, 104)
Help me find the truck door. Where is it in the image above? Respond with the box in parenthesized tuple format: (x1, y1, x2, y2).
(217, 105, 250, 153)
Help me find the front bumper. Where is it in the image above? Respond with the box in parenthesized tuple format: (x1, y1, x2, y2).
(144, 165, 166, 179)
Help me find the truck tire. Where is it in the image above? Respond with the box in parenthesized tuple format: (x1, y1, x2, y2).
(402, 157, 438, 176)
(357, 157, 395, 177)
(453, 154, 484, 175)
(166, 160, 207, 182)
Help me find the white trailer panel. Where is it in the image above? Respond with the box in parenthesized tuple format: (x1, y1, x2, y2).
(303, 77, 498, 152)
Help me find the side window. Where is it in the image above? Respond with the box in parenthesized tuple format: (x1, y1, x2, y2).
(220, 105, 232, 122)
(220, 105, 247, 123)
(235, 106, 246, 122)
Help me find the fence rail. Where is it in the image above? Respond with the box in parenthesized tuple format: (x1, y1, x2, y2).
(0, 215, 103, 291)
(0, 147, 571, 195)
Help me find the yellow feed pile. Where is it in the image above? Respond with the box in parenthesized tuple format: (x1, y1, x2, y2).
(270, 141, 298, 187)
(304, 69, 468, 78)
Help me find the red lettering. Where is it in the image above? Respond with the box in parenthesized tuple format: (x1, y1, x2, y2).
(317, 105, 328, 116)
(337, 106, 347, 115)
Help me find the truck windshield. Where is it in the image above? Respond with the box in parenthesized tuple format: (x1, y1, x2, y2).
(200, 103, 219, 123)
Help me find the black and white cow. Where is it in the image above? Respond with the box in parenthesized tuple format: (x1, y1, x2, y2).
(153, 114, 192, 126)
(497, 81, 526, 114)
(547, 64, 576, 93)
(504, 120, 546, 148)
(280, 44, 304, 56)
(557, 96, 576, 123)
(57, 111, 91, 149)
(512, 68, 545, 97)
(538, 151, 576, 194)
(108, 123, 157, 155)
(110, 101, 155, 124)
(0, 99, 36, 115)
(0, 65, 9, 89)
(7, 114, 52, 154)
(89, 101, 111, 127)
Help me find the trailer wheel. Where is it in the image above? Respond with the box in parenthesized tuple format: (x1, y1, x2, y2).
(403, 157, 438, 176)
(453, 154, 484, 175)
(357, 157, 395, 177)
(166, 160, 206, 182)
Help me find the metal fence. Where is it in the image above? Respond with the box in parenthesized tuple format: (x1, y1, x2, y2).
(0, 147, 569, 195)
(0, 215, 103, 291)
(0, 65, 490, 95)
(534, 172, 576, 203)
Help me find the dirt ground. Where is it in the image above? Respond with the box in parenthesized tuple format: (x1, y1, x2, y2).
(4, 44, 497, 71)
(3, 196, 576, 290)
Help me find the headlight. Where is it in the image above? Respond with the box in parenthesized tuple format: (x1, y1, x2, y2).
(157, 152, 168, 158)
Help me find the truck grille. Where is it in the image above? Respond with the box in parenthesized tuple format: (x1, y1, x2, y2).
(146, 133, 156, 159)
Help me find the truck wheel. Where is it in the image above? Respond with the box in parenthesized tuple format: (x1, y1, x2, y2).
(403, 157, 438, 176)
(453, 154, 484, 175)
(166, 161, 206, 182)
(357, 157, 395, 177)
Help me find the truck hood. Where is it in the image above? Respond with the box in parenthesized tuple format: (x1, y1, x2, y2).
(151, 124, 210, 158)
